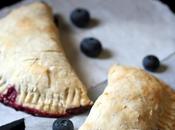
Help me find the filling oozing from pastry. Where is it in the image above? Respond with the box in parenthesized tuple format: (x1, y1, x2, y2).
(0, 85, 91, 117)
(0, 86, 17, 105)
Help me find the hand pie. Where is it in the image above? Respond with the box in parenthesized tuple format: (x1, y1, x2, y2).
(0, 2, 92, 117)
(79, 65, 175, 130)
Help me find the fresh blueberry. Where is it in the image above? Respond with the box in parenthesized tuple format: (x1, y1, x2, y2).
(52, 119, 74, 130)
(70, 8, 90, 28)
(80, 37, 102, 58)
(143, 55, 160, 72)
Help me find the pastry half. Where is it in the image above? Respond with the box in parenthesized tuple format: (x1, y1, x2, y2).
(79, 65, 175, 130)
(0, 2, 92, 117)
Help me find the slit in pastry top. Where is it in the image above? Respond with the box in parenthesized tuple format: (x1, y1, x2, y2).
(0, 2, 92, 117)
(79, 65, 175, 130)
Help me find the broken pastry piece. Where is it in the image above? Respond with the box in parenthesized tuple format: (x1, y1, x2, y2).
(0, 2, 92, 117)
(79, 65, 175, 130)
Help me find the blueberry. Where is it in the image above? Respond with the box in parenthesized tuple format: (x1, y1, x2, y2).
(143, 55, 160, 72)
(70, 8, 90, 28)
(52, 119, 74, 130)
(80, 37, 102, 58)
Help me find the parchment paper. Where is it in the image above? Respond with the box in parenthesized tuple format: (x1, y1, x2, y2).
(0, 0, 175, 129)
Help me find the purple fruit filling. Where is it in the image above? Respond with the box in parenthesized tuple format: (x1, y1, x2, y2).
(1, 86, 17, 105)
(0, 86, 91, 117)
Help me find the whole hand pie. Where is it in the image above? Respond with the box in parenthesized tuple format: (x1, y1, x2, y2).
(79, 65, 175, 130)
(0, 2, 92, 117)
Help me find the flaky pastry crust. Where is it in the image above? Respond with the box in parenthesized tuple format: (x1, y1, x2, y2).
(0, 2, 92, 117)
(79, 65, 175, 130)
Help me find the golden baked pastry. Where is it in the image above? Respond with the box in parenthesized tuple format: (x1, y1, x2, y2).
(0, 2, 92, 117)
(79, 65, 175, 130)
